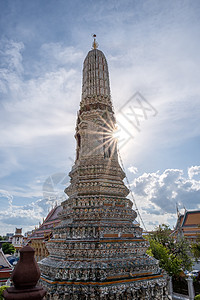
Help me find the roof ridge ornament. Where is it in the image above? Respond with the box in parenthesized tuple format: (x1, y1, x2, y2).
(92, 34, 98, 49)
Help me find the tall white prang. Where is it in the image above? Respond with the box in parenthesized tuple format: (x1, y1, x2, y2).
(39, 37, 168, 300)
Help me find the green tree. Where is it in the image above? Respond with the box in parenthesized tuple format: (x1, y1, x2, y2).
(191, 242, 200, 260)
(147, 239, 182, 276)
(2, 242, 15, 254)
(149, 224, 173, 247)
(147, 224, 193, 275)
(191, 226, 200, 261)
(173, 238, 193, 271)
(0, 286, 9, 300)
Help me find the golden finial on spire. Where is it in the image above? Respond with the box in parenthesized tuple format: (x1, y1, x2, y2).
(92, 34, 98, 49)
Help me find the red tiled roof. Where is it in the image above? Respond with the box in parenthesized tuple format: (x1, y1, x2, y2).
(172, 209, 200, 239)
(28, 205, 62, 241)
(182, 211, 200, 227)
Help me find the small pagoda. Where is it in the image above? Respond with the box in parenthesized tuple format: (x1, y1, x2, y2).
(39, 36, 168, 299)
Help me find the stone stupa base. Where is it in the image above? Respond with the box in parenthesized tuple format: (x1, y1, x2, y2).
(41, 274, 169, 299)
(43, 278, 169, 300)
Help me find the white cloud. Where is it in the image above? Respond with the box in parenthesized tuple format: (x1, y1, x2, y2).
(188, 166, 200, 180)
(0, 189, 13, 207)
(40, 43, 83, 65)
(0, 169, 68, 235)
(106, 2, 200, 168)
(0, 39, 83, 143)
(128, 166, 138, 174)
(0, 39, 24, 73)
(0, 39, 82, 180)
(0, 150, 22, 179)
(0, 40, 24, 95)
(0, 193, 64, 235)
(132, 167, 200, 220)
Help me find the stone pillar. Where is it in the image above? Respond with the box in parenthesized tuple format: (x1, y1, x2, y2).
(168, 276, 173, 299)
(3, 245, 46, 300)
(187, 275, 195, 300)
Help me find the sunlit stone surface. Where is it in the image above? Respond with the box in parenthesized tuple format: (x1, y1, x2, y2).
(39, 43, 168, 300)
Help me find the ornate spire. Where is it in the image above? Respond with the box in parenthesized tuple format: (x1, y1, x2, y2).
(92, 34, 98, 49)
(76, 44, 117, 164)
(82, 42, 111, 101)
(38, 44, 168, 300)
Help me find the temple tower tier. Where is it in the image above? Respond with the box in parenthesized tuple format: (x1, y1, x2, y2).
(39, 39, 168, 300)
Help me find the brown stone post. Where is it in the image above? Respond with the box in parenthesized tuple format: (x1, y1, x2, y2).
(3, 245, 46, 300)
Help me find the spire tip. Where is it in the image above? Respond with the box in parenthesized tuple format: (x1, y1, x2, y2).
(92, 34, 98, 49)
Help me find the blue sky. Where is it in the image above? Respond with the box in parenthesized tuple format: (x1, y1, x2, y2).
(0, 0, 200, 235)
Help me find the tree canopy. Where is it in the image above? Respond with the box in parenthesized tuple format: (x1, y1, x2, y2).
(191, 227, 200, 261)
(2, 242, 15, 254)
(147, 224, 193, 277)
(191, 242, 200, 260)
(0, 286, 9, 300)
